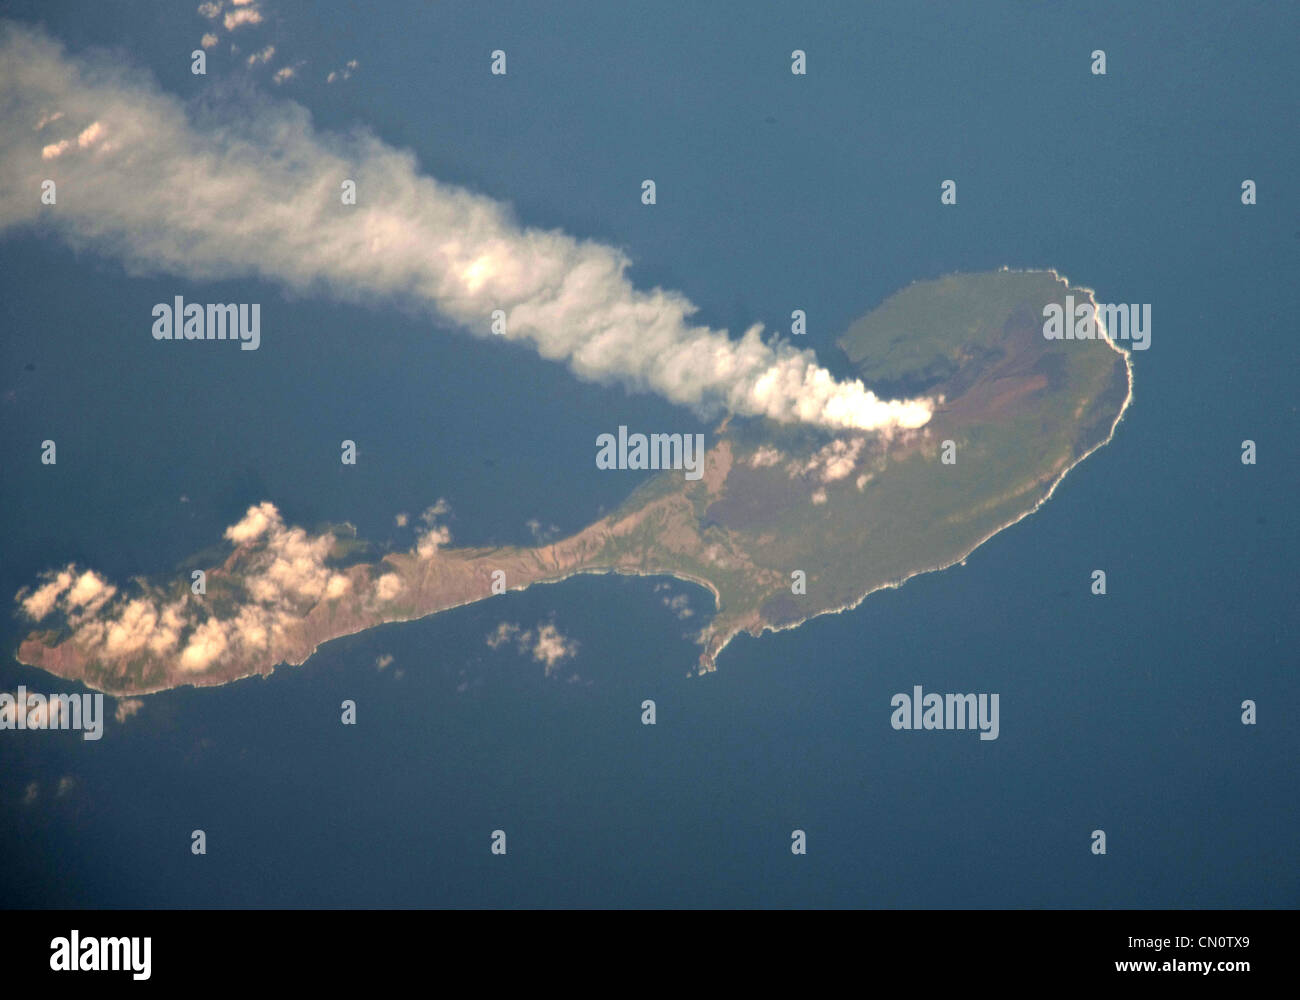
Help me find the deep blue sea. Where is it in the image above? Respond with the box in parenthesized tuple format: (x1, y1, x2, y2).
(1, 1, 1295, 907)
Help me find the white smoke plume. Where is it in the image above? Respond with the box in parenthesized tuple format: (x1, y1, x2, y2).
(0, 23, 932, 433)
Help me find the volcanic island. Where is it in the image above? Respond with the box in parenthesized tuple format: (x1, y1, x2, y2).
(15, 269, 1132, 696)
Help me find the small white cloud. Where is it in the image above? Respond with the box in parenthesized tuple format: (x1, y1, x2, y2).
(662, 592, 693, 619)
(39, 120, 107, 161)
(374, 573, 403, 601)
(76, 121, 105, 149)
(421, 499, 450, 522)
(414, 501, 452, 559)
(103, 598, 160, 657)
(224, 5, 262, 31)
(485, 622, 520, 650)
(529, 623, 579, 675)
(15, 502, 365, 679)
(21, 569, 73, 619)
(416, 524, 450, 558)
(793, 437, 865, 484)
(200, 33, 219, 49)
(67, 570, 113, 610)
(114, 698, 144, 723)
(325, 574, 350, 599)
(180, 618, 229, 671)
(525, 518, 560, 544)
(486, 620, 578, 675)
(327, 58, 359, 83)
(225, 501, 277, 544)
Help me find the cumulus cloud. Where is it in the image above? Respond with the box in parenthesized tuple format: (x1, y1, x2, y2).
(0, 23, 931, 435)
(414, 500, 452, 559)
(792, 436, 866, 484)
(485, 622, 521, 650)
(16, 502, 354, 678)
(662, 591, 693, 619)
(223, 5, 262, 31)
(225, 501, 276, 544)
(225, 502, 350, 607)
(327, 59, 358, 84)
(530, 623, 578, 672)
(525, 518, 559, 545)
(66, 570, 115, 617)
(415, 524, 451, 559)
(373, 573, 403, 601)
(21, 568, 74, 619)
(114, 697, 143, 723)
(39, 118, 108, 162)
(486, 620, 579, 675)
(76, 120, 105, 148)
(12, 490, 471, 680)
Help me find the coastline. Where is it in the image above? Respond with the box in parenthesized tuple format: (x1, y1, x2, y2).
(697, 269, 1136, 669)
(11, 268, 1134, 697)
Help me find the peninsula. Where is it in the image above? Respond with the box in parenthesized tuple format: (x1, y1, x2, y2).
(14, 270, 1132, 696)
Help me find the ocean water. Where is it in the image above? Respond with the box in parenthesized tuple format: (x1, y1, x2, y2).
(0, 1, 1295, 907)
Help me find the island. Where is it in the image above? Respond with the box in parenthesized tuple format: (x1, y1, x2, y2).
(14, 269, 1133, 696)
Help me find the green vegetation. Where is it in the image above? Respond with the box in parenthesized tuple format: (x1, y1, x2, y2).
(16, 270, 1131, 692)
